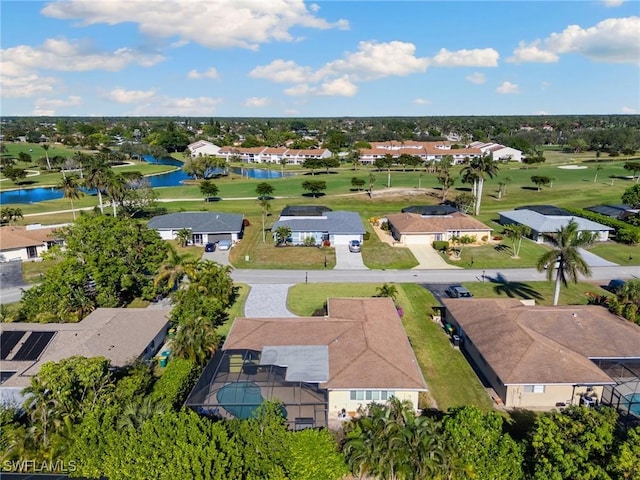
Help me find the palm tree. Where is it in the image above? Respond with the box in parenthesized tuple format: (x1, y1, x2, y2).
(154, 244, 195, 293)
(274, 225, 292, 245)
(465, 155, 499, 215)
(502, 224, 531, 258)
(258, 197, 272, 243)
(117, 397, 166, 431)
(84, 155, 111, 214)
(536, 219, 597, 305)
(175, 228, 192, 247)
(376, 283, 398, 301)
(1, 207, 23, 224)
(42, 143, 52, 170)
(172, 316, 219, 365)
(188, 260, 235, 307)
(103, 172, 126, 217)
(56, 174, 84, 220)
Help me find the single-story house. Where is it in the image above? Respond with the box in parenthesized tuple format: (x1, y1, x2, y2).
(185, 297, 427, 428)
(386, 211, 492, 245)
(0, 225, 64, 262)
(147, 212, 244, 245)
(499, 209, 613, 243)
(585, 204, 639, 220)
(468, 141, 523, 162)
(441, 298, 640, 409)
(271, 210, 365, 246)
(278, 205, 333, 220)
(187, 140, 221, 157)
(0, 308, 171, 406)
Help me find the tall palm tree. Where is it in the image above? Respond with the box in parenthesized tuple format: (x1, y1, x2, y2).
(258, 197, 271, 242)
(42, 143, 52, 170)
(502, 224, 532, 258)
(154, 244, 195, 293)
(56, 174, 84, 220)
(462, 155, 499, 215)
(172, 315, 219, 365)
(536, 219, 597, 305)
(175, 228, 192, 247)
(104, 172, 127, 217)
(84, 155, 111, 214)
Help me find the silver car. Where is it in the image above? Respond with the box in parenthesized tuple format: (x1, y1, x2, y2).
(348, 240, 361, 253)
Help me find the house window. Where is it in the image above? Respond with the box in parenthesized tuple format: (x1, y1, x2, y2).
(523, 385, 545, 394)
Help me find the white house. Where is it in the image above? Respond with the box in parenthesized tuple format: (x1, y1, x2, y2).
(468, 142, 523, 162)
(187, 140, 221, 157)
(147, 212, 245, 245)
(0, 225, 64, 262)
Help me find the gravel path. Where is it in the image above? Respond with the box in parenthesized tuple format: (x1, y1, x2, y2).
(244, 283, 298, 317)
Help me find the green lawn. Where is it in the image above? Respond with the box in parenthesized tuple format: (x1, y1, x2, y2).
(438, 236, 552, 269)
(462, 280, 611, 305)
(287, 283, 494, 411)
(586, 242, 640, 266)
(21, 259, 61, 284)
(219, 283, 250, 338)
(361, 222, 419, 269)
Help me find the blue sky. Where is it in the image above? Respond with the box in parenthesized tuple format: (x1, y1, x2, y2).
(1, 0, 638, 117)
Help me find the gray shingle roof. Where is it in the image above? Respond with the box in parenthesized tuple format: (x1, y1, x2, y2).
(272, 211, 365, 235)
(147, 212, 244, 233)
(499, 210, 613, 233)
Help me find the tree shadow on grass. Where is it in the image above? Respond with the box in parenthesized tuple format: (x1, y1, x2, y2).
(494, 244, 511, 254)
(486, 272, 543, 301)
(520, 186, 539, 191)
(301, 192, 326, 198)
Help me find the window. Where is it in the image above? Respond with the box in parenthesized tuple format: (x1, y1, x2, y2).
(523, 385, 545, 394)
(365, 390, 372, 400)
(350, 390, 393, 401)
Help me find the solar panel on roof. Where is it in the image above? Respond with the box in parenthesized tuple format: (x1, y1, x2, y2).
(12, 331, 55, 361)
(0, 331, 26, 360)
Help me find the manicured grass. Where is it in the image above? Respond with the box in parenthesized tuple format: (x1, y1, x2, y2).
(462, 280, 611, 305)
(287, 283, 381, 315)
(287, 283, 494, 411)
(437, 237, 552, 269)
(397, 283, 494, 411)
(219, 283, 250, 338)
(361, 223, 419, 269)
(21, 259, 61, 284)
(586, 242, 640, 266)
(127, 298, 151, 308)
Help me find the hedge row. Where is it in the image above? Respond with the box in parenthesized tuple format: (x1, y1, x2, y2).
(563, 207, 640, 244)
(149, 357, 199, 409)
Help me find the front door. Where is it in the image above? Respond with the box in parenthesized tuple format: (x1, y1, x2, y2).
(192, 234, 203, 245)
(26, 246, 38, 258)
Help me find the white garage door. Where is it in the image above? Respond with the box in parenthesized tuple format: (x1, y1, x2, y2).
(403, 235, 431, 245)
(332, 234, 361, 245)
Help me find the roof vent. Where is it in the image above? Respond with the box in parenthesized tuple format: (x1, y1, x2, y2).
(572, 313, 577, 317)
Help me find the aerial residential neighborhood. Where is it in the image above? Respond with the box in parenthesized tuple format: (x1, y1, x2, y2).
(1, 0, 640, 477)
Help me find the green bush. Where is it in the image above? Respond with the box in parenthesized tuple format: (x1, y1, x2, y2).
(363, 231, 371, 241)
(149, 358, 198, 408)
(563, 207, 640, 244)
(432, 240, 449, 252)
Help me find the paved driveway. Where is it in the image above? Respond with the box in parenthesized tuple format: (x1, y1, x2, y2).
(407, 245, 461, 270)
(578, 248, 618, 267)
(201, 246, 231, 265)
(334, 244, 367, 270)
(244, 284, 297, 317)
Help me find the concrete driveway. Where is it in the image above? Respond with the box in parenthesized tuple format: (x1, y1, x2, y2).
(578, 248, 618, 267)
(201, 246, 231, 265)
(244, 284, 298, 317)
(407, 244, 461, 270)
(335, 244, 367, 270)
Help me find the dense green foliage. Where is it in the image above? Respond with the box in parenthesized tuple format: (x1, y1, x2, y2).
(564, 206, 640, 245)
(19, 215, 167, 322)
(148, 358, 199, 409)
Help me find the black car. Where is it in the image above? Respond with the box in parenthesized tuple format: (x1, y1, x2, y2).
(445, 285, 473, 298)
(204, 243, 216, 252)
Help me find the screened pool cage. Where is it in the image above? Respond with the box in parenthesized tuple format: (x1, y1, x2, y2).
(595, 359, 640, 429)
(185, 349, 328, 429)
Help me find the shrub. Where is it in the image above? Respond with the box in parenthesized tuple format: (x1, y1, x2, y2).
(369, 216, 380, 226)
(380, 220, 390, 231)
(363, 231, 371, 241)
(432, 240, 449, 252)
(563, 207, 640, 244)
(303, 236, 317, 247)
(149, 358, 198, 409)
(481, 235, 488, 242)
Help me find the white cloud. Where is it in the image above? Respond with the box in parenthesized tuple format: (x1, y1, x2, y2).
(466, 72, 486, 84)
(284, 108, 300, 115)
(413, 98, 430, 105)
(496, 81, 519, 94)
(244, 97, 271, 107)
(187, 68, 219, 80)
(104, 88, 157, 104)
(254, 40, 426, 98)
(509, 16, 640, 64)
(35, 96, 82, 110)
(508, 41, 559, 64)
(42, 0, 349, 51)
(250, 60, 313, 83)
(131, 96, 223, 116)
(0, 74, 58, 98)
(602, 0, 625, 7)
(430, 48, 499, 67)
(536, 110, 551, 115)
(33, 108, 56, 116)
(621, 106, 637, 113)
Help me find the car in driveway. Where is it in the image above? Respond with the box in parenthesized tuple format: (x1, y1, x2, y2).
(217, 239, 232, 251)
(607, 279, 626, 293)
(204, 242, 216, 252)
(348, 240, 361, 253)
(445, 285, 473, 298)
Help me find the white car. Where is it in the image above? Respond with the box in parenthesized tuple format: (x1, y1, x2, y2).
(217, 239, 232, 251)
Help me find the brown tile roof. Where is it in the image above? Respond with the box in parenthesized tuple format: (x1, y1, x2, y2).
(286, 148, 329, 156)
(387, 212, 492, 234)
(224, 298, 427, 391)
(442, 299, 640, 385)
(261, 147, 288, 154)
(0, 226, 59, 250)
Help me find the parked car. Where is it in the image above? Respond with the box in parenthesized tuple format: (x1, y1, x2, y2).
(204, 243, 216, 252)
(217, 239, 232, 251)
(348, 240, 361, 253)
(445, 285, 473, 298)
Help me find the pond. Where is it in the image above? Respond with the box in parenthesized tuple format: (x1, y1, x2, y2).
(0, 156, 293, 204)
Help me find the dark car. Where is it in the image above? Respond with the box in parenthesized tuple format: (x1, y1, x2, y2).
(445, 285, 473, 298)
(607, 279, 626, 292)
(204, 243, 216, 252)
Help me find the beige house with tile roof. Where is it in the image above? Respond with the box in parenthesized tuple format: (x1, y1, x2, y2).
(0, 225, 62, 262)
(442, 298, 640, 408)
(187, 297, 427, 426)
(386, 212, 492, 245)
